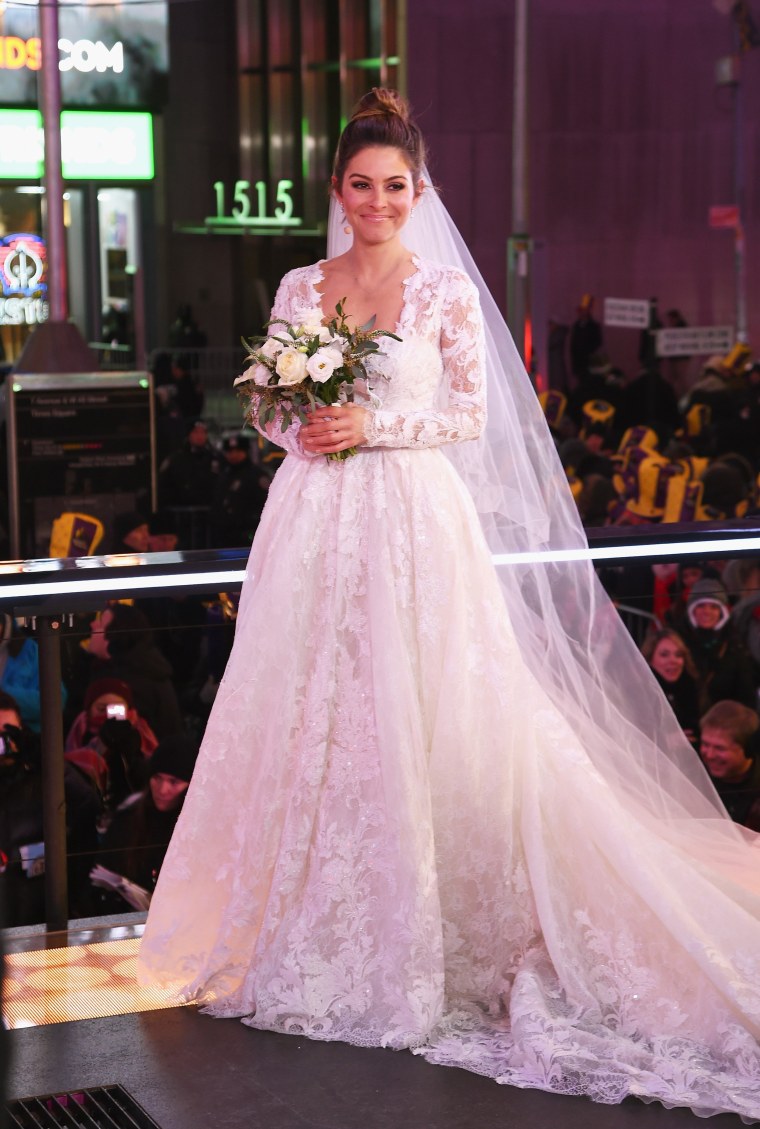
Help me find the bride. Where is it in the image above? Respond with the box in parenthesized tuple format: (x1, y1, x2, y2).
(139, 89, 760, 1120)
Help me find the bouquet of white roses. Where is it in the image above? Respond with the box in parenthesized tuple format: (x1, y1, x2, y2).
(235, 300, 400, 461)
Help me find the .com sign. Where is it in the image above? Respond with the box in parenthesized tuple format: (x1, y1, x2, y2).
(0, 36, 124, 74)
(60, 39, 124, 74)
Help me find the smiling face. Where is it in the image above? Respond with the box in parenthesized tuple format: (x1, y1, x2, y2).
(650, 637, 686, 683)
(334, 146, 421, 247)
(700, 727, 752, 782)
(692, 601, 723, 630)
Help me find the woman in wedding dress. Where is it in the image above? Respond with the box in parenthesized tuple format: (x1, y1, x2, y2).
(139, 89, 760, 1120)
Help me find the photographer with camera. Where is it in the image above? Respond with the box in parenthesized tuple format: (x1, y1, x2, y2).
(64, 678, 157, 802)
(0, 690, 100, 925)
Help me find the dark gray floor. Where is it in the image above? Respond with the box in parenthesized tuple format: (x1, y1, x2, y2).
(7, 1006, 747, 1129)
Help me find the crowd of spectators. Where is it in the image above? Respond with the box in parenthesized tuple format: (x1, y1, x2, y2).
(638, 568, 760, 832)
(0, 344, 281, 923)
(0, 591, 230, 925)
(542, 298, 760, 530)
(545, 295, 760, 832)
(0, 324, 288, 927)
(0, 573, 231, 925)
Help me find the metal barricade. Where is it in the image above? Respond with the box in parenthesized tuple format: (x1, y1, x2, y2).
(614, 604, 663, 648)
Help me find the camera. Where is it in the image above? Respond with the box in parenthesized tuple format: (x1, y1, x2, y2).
(106, 703, 127, 720)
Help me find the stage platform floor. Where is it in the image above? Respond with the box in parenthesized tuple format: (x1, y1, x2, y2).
(4, 922, 749, 1129)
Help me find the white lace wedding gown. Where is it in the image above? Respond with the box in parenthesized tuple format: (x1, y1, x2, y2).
(140, 258, 760, 1120)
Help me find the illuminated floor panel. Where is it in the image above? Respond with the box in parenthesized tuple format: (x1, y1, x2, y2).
(4, 937, 186, 1028)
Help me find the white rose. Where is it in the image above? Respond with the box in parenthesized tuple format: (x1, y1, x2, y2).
(276, 348, 308, 385)
(306, 346, 344, 383)
(293, 306, 326, 336)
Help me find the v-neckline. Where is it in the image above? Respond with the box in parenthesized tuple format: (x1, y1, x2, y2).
(310, 254, 421, 338)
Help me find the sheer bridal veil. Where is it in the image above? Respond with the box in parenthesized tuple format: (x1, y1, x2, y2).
(329, 174, 760, 866)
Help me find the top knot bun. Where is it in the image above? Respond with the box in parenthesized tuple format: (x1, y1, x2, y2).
(333, 87, 426, 188)
(351, 88, 411, 126)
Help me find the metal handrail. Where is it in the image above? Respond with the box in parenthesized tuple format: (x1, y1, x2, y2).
(1, 518, 760, 615)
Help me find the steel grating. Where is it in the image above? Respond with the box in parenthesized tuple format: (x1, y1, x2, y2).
(7, 1084, 163, 1129)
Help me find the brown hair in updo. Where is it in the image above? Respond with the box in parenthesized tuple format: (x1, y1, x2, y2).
(332, 88, 426, 190)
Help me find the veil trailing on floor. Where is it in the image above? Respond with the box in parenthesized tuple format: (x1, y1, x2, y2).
(328, 175, 759, 866)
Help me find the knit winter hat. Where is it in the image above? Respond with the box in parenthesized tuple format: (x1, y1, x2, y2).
(687, 578, 730, 630)
(113, 511, 148, 544)
(538, 390, 567, 430)
(558, 438, 589, 474)
(84, 678, 134, 711)
(148, 734, 199, 783)
(222, 433, 251, 453)
(148, 510, 178, 536)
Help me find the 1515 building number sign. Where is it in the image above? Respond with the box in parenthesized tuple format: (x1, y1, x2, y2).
(206, 179, 302, 228)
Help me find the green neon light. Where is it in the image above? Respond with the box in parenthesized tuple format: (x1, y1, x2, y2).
(0, 109, 154, 180)
(0, 110, 41, 178)
(202, 216, 303, 228)
(307, 56, 399, 73)
(174, 222, 324, 238)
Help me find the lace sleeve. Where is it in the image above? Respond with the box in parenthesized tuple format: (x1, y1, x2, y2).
(242, 270, 317, 459)
(363, 272, 486, 449)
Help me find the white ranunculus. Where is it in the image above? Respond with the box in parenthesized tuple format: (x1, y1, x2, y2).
(260, 336, 285, 359)
(276, 348, 308, 385)
(306, 346, 344, 383)
(234, 363, 271, 388)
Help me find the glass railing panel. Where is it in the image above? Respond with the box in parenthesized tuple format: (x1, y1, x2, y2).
(0, 524, 757, 929)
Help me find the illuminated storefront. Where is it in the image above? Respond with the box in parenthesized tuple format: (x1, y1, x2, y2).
(0, 0, 166, 365)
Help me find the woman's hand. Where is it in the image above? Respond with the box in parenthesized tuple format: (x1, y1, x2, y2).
(300, 403, 368, 456)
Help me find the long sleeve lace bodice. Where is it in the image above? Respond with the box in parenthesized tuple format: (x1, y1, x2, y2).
(245, 257, 486, 456)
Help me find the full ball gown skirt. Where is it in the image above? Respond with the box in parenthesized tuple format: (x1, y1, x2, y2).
(139, 260, 760, 1120)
